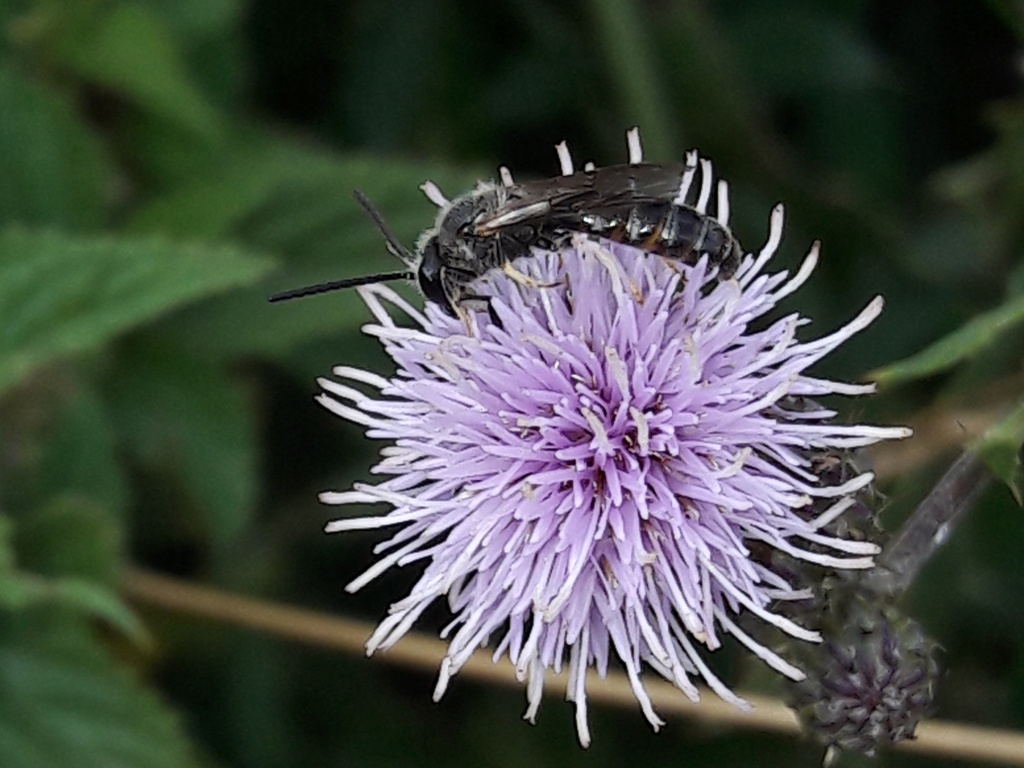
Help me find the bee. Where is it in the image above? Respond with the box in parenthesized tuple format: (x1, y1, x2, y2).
(269, 129, 743, 317)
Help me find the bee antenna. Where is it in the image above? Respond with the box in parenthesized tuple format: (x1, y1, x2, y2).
(353, 189, 417, 267)
(268, 271, 414, 303)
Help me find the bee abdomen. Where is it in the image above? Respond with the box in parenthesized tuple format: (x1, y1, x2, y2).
(581, 202, 741, 279)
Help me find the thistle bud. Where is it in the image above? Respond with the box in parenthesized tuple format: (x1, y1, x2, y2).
(786, 595, 939, 759)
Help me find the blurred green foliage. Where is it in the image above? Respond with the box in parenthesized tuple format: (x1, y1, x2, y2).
(0, 1, 1021, 766)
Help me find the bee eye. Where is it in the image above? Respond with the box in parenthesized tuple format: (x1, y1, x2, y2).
(417, 241, 451, 308)
(418, 241, 441, 281)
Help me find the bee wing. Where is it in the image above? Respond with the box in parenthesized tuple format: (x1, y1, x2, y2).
(475, 163, 692, 233)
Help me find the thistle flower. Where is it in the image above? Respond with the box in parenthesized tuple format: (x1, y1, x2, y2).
(316, 140, 909, 746)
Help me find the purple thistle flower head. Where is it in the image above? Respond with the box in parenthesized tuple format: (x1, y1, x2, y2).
(317, 132, 910, 746)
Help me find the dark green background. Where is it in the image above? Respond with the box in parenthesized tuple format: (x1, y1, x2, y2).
(0, 1, 1022, 766)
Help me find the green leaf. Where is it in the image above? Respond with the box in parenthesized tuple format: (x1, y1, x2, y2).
(135, 0, 240, 45)
(129, 134, 479, 242)
(0, 65, 111, 229)
(0, 572, 145, 642)
(870, 293, 1024, 386)
(972, 397, 1024, 505)
(35, 384, 129, 520)
(15, 495, 122, 587)
(985, 0, 1024, 43)
(0, 498, 144, 641)
(0, 515, 14, 572)
(105, 342, 256, 554)
(132, 0, 244, 109)
(54, 3, 224, 141)
(130, 137, 478, 358)
(126, 137, 315, 240)
(0, 610, 200, 768)
(0, 228, 275, 397)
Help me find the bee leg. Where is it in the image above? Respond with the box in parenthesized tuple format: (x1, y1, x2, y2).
(659, 244, 698, 269)
(458, 294, 504, 330)
(639, 222, 665, 251)
(460, 293, 491, 313)
(465, 294, 502, 328)
(501, 261, 562, 290)
(453, 302, 475, 334)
